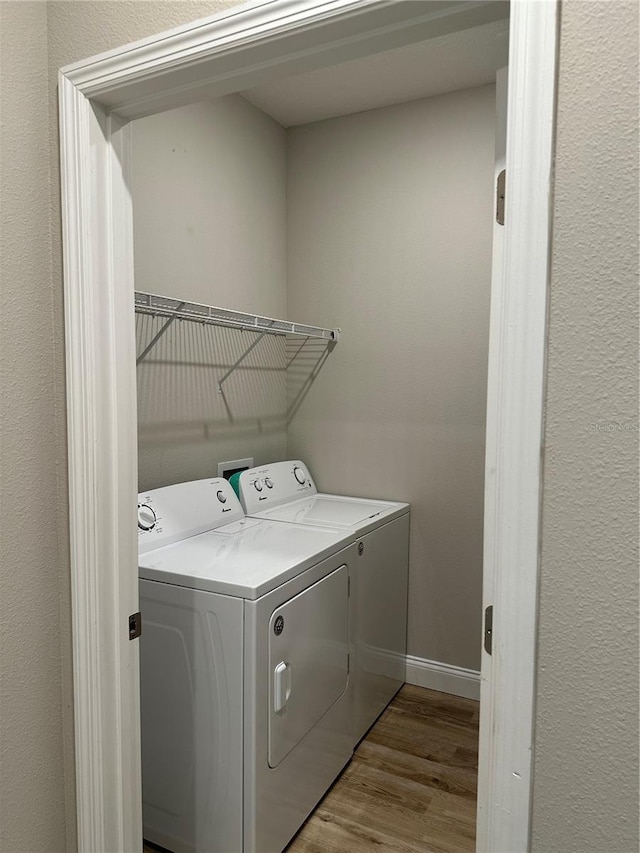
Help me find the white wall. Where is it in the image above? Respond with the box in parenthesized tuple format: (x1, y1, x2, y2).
(286, 85, 496, 670)
(131, 96, 288, 489)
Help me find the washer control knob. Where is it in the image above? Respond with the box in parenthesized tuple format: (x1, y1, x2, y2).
(216, 490, 227, 504)
(293, 466, 306, 485)
(138, 504, 157, 531)
(254, 479, 263, 492)
(264, 477, 274, 489)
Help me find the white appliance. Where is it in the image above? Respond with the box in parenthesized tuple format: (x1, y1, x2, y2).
(137, 477, 356, 853)
(237, 461, 410, 741)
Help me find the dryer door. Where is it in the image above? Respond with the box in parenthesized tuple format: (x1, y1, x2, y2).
(268, 565, 349, 768)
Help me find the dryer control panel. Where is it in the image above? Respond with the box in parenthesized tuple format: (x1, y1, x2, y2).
(238, 460, 317, 515)
(138, 478, 245, 555)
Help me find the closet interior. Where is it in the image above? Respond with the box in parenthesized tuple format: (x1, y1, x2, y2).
(133, 7, 509, 851)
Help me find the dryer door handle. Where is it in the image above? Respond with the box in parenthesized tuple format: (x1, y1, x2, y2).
(274, 661, 291, 714)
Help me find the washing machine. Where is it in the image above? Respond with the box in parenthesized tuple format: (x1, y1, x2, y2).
(137, 477, 356, 853)
(236, 461, 410, 742)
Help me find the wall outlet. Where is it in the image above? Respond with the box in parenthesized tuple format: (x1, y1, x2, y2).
(217, 458, 254, 480)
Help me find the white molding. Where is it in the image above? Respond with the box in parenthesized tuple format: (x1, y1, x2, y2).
(62, 0, 508, 118)
(405, 655, 480, 701)
(59, 71, 106, 850)
(56, 1, 557, 850)
(476, 2, 559, 853)
(59, 75, 141, 852)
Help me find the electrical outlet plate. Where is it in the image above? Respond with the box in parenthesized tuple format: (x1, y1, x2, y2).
(217, 457, 254, 480)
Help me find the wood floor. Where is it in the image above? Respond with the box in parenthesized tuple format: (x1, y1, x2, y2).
(286, 685, 479, 853)
(144, 684, 479, 853)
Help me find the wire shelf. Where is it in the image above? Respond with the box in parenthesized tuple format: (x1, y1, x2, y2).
(134, 291, 340, 342)
(134, 291, 340, 392)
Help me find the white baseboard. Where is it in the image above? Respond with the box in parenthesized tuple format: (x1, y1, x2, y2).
(405, 654, 480, 701)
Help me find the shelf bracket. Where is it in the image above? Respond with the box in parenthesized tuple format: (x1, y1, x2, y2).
(285, 336, 310, 369)
(217, 326, 272, 394)
(136, 301, 185, 365)
(287, 343, 332, 423)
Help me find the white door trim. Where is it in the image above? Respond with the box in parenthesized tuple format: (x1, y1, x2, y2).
(57, 1, 558, 850)
(477, 5, 557, 851)
(58, 78, 140, 851)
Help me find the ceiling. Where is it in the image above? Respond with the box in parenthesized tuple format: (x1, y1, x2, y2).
(240, 18, 509, 128)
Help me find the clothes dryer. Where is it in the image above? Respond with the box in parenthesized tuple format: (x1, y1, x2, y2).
(237, 461, 409, 742)
(137, 477, 355, 853)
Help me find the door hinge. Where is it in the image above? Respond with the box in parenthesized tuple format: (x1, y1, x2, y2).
(496, 169, 507, 225)
(484, 605, 493, 655)
(129, 611, 142, 640)
(347, 576, 351, 597)
(496, 169, 506, 225)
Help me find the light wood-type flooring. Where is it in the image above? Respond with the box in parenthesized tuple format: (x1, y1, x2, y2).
(286, 685, 479, 853)
(144, 684, 479, 853)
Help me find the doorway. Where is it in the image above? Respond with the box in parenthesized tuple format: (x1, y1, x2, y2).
(57, 2, 558, 850)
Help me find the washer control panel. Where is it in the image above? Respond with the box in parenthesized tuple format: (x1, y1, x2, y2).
(137, 477, 245, 555)
(237, 460, 317, 515)
(137, 503, 157, 531)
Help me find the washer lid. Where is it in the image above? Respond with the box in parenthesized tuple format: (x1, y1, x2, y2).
(138, 518, 351, 600)
(251, 494, 407, 530)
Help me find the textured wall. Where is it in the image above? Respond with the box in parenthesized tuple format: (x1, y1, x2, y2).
(530, 2, 640, 851)
(0, 4, 67, 851)
(287, 86, 496, 670)
(132, 97, 288, 489)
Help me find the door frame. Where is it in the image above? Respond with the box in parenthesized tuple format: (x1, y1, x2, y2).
(58, 1, 558, 850)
